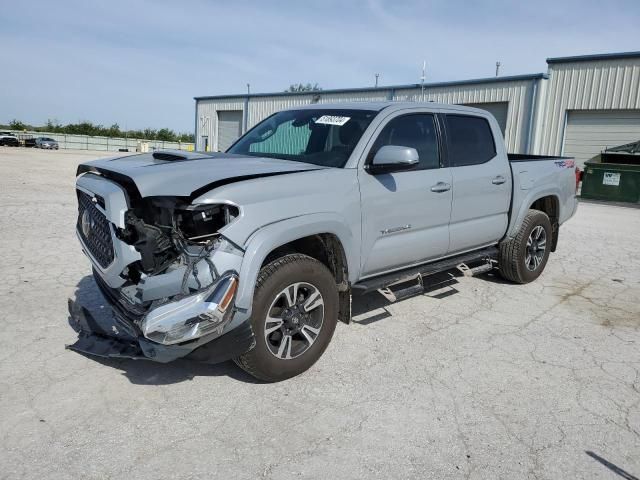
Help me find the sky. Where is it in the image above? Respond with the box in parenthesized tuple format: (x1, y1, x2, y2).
(1, 0, 638, 133)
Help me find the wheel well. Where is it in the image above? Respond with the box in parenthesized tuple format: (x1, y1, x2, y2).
(529, 195, 560, 251)
(262, 234, 352, 323)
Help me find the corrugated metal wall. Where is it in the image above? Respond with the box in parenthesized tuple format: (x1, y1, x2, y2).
(197, 79, 536, 153)
(539, 57, 640, 156)
(196, 97, 245, 151)
(246, 91, 390, 128)
(393, 79, 533, 152)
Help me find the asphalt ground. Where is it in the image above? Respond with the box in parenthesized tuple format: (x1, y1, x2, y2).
(1, 147, 639, 479)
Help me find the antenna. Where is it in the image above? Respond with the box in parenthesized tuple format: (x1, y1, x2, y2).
(375, 73, 380, 88)
(495, 61, 501, 77)
(247, 83, 251, 95)
(421, 61, 426, 101)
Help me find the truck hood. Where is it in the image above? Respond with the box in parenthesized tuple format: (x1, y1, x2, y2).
(77, 151, 325, 199)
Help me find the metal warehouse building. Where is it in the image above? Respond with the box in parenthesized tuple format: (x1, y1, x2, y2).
(194, 51, 640, 167)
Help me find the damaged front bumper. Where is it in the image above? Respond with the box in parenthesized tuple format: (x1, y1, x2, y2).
(67, 271, 255, 364)
(68, 172, 256, 364)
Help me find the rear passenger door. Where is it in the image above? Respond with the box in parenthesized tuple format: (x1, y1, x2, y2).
(444, 113, 512, 253)
(358, 112, 453, 277)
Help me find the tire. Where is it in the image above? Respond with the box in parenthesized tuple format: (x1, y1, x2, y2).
(234, 254, 338, 382)
(498, 209, 552, 284)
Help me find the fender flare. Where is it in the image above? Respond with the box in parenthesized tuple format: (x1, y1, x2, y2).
(234, 213, 358, 314)
(507, 187, 562, 239)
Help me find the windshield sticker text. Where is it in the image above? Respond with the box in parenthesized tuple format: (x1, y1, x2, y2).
(315, 115, 351, 126)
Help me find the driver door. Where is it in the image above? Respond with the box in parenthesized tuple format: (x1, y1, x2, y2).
(358, 113, 453, 278)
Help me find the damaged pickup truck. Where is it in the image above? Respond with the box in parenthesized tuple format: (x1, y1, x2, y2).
(68, 102, 578, 381)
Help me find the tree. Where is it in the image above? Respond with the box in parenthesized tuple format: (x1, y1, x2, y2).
(106, 123, 122, 137)
(46, 119, 63, 133)
(9, 119, 28, 130)
(156, 128, 175, 141)
(285, 83, 322, 93)
(0, 119, 194, 143)
(143, 128, 157, 140)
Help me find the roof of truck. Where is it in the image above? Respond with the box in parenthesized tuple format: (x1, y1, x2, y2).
(289, 101, 492, 115)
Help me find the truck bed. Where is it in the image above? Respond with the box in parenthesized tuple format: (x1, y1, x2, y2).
(508, 153, 572, 162)
(505, 153, 578, 240)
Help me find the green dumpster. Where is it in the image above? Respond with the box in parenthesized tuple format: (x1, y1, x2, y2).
(581, 140, 640, 204)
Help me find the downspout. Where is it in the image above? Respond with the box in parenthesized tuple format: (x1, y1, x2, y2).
(559, 110, 568, 157)
(194, 99, 199, 151)
(387, 88, 396, 101)
(524, 78, 538, 154)
(243, 96, 249, 134)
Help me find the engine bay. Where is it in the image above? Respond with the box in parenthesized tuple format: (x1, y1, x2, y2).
(113, 196, 239, 296)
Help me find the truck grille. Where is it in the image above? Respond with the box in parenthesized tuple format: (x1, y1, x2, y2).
(77, 190, 115, 268)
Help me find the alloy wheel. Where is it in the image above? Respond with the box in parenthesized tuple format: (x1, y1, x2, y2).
(525, 225, 547, 271)
(264, 282, 324, 360)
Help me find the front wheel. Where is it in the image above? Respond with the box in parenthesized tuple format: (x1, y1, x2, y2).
(234, 254, 338, 382)
(498, 209, 552, 284)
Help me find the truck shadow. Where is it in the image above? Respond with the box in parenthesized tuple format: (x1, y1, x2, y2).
(68, 271, 463, 385)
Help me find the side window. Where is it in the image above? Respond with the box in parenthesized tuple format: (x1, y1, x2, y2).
(249, 119, 312, 155)
(445, 115, 496, 167)
(368, 114, 440, 170)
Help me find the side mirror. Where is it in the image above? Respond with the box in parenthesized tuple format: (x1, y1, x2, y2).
(368, 145, 419, 174)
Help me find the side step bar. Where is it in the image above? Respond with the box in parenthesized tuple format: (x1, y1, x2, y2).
(352, 247, 498, 302)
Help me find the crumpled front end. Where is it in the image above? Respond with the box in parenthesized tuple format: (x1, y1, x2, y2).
(67, 171, 255, 363)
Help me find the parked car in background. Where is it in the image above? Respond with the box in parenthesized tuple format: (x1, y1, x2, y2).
(35, 137, 59, 149)
(0, 132, 20, 147)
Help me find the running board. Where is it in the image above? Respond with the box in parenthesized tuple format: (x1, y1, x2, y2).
(353, 247, 498, 301)
(457, 260, 496, 277)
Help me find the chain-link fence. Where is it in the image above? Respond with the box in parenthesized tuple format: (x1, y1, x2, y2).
(6, 130, 195, 152)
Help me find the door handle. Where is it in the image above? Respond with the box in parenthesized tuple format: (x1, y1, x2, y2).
(492, 175, 506, 185)
(430, 182, 451, 193)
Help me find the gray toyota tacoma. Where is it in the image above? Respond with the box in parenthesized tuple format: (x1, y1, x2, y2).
(68, 102, 578, 381)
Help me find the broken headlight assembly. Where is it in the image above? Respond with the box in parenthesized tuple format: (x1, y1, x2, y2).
(175, 203, 239, 244)
(112, 200, 243, 345)
(141, 271, 239, 345)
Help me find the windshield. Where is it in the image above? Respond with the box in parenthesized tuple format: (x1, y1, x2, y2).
(227, 109, 378, 168)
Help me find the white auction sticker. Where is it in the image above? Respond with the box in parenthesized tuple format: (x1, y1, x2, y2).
(603, 172, 621, 186)
(315, 115, 351, 126)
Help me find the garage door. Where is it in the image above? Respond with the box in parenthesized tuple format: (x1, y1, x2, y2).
(217, 110, 243, 151)
(462, 102, 508, 136)
(563, 110, 640, 167)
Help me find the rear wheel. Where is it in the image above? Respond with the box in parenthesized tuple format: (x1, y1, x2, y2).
(498, 209, 552, 284)
(234, 254, 338, 382)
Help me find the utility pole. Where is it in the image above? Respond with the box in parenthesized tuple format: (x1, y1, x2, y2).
(420, 61, 426, 102)
(495, 61, 501, 77)
(375, 73, 379, 88)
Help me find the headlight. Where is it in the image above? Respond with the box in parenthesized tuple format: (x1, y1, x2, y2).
(141, 271, 238, 345)
(175, 203, 239, 243)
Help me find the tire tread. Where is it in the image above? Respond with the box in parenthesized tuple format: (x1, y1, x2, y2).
(499, 209, 550, 284)
(234, 253, 333, 381)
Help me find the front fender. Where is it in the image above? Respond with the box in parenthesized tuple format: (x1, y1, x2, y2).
(233, 213, 358, 317)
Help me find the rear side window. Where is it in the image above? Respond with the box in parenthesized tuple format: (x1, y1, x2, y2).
(445, 115, 496, 167)
(368, 114, 440, 170)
